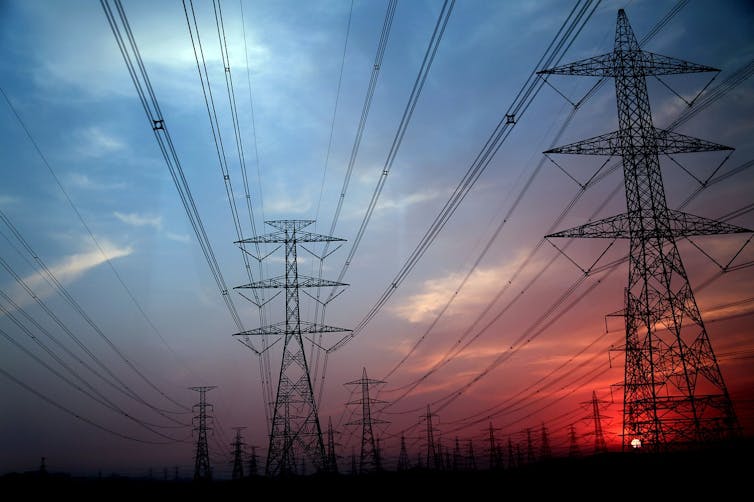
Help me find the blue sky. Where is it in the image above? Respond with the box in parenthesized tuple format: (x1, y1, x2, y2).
(1, 0, 753, 476)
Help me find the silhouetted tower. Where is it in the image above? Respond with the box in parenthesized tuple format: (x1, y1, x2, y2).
(569, 424, 581, 458)
(423, 406, 440, 469)
(539, 9, 747, 451)
(325, 417, 339, 474)
(526, 428, 535, 464)
(398, 435, 410, 471)
(516, 444, 523, 467)
(486, 423, 501, 470)
(592, 391, 608, 454)
(507, 438, 515, 469)
(190, 386, 215, 481)
(452, 437, 462, 471)
(540, 423, 552, 460)
(248, 446, 258, 477)
(466, 440, 477, 471)
(231, 427, 246, 480)
(376, 438, 384, 471)
(350, 447, 357, 475)
(233, 220, 350, 475)
(346, 368, 387, 473)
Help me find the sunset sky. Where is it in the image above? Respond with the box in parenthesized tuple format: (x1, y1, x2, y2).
(1, 0, 753, 477)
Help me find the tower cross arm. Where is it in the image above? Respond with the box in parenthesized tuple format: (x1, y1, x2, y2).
(538, 53, 615, 77)
(232, 321, 352, 337)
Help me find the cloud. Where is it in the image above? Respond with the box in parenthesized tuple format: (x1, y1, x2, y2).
(67, 173, 126, 191)
(114, 211, 162, 229)
(0, 195, 19, 207)
(264, 193, 312, 215)
(72, 126, 125, 158)
(377, 189, 443, 211)
(392, 262, 526, 324)
(21, 240, 133, 294)
(166, 232, 190, 243)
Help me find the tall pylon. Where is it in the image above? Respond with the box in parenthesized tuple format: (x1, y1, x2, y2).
(190, 386, 216, 481)
(248, 446, 258, 477)
(346, 368, 388, 474)
(466, 440, 477, 471)
(568, 424, 581, 458)
(526, 428, 535, 464)
(423, 405, 441, 470)
(485, 422, 502, 470)
(398, 435, 410, 471)
(231, 427, 246, 480)
(539, 9, 748, 450)
(591, 391, 608, 454)
(325, 417, 339, 474)
(452, 437, 462, 471)
(507, 438, 515, 469)
(233, 220, 351, 475)
(539, 423, 552, 460)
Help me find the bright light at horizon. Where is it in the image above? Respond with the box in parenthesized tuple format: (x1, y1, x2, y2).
(631, 438, 642, 449)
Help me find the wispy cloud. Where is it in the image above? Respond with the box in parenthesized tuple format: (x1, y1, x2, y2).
(377, 189, 443, 211)
(67, 173, 126, 191)
(73, 126, 125, 158)
(0, 195, 19, 207)
(114, 211, 163, 229)
(21, 240, 133, 295)
(166, 232, 190, 243)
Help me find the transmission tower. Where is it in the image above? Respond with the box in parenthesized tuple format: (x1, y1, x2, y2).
(232, 220, 350, 475)
(507, 438, 515, 469)
(190, 386, 215, 481)
(526, 428, 535, 464)
(540, 423, 552, 460)
(452, 437, 462, 471)
(466, 440, 477, 471)
(248, 446, 258, 477)
(423, 405, 441, 470)
(568, 424, 581, 458)
(398, 435, 410, 471)
(231, 427, 246, 480)
(325, 417, 339, 474)
(485, 422, 502, 470)
(539, 9, 747, 450)
(345, 367, 388, 473)
(591, 391, 608, 454)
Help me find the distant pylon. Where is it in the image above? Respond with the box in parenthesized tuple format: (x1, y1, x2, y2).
(568, 424, 581, 458)
(346, 367, 388, 474)
(231, 427, 246, 480)
(452, 437, 462, 471)
(526, 428, 535, 464)
(539, 8, 747, 451)
(233, 220, 351, 475)
(190, 386, 216, 481)
(398, 435, 410, 471)
(350, 447, 357, 475)
(466, 440, 477, 471)
(423, 405, 440, 470)
(539, 423, 551, 460)
(248, 446, 258, 477)
(592, 391, 608, 454)
(507, 438, 515, 469)
(325, 417, 339, 474)
(485, 422, 502, 470)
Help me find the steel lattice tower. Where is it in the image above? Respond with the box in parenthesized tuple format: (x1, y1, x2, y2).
(325, 417, 339, 474)
(568, 424, 581, 458)
(190, 386, 215, 481)
(233, 220, 350, 475)
(346, 367, 387, 473)
(398, 435, 410, 471)
(423, 406, 441, 470)
(539, 9, 748, 450)
(231, 427, 246, 480)
(591, 391, 608, 453)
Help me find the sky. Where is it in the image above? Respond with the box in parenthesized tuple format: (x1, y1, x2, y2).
(0, 0, 753, 477)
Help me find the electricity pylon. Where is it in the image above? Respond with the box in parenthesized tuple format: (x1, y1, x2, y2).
(325, 417, 339, 474)
(591, 391, 608, 454)
(423, 406, 441, 470)
(190, 386, 215, 481)
(398, 435, 410, 471)
(233, 220, 351, 475)
(568, 424, 580, 458)
(539, 9, 748, 450)
(346, 368, 388, 473)
(485, 422, 502, 470)
(539, 423, 552, 460)
(231, 427, 246, 480)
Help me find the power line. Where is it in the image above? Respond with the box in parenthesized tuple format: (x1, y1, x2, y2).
(101, 0, 247, 334)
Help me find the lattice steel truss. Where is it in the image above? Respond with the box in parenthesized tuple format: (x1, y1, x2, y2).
(539, 10, 749, 450)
